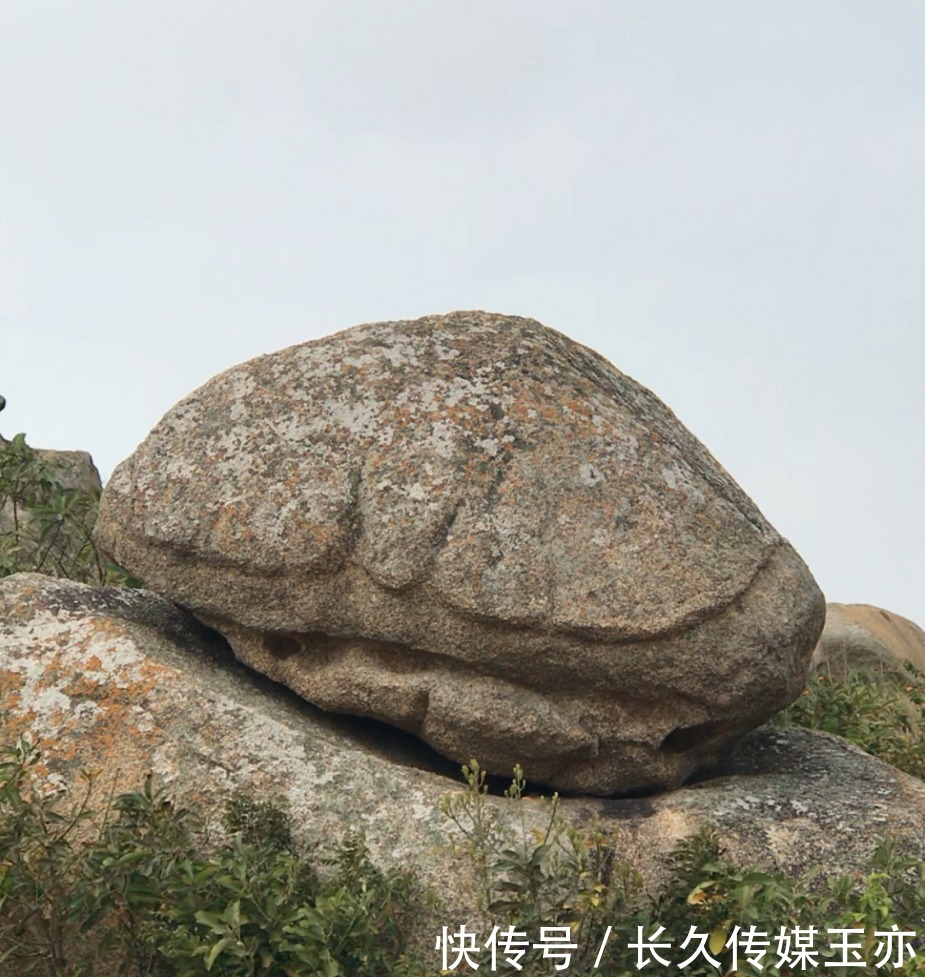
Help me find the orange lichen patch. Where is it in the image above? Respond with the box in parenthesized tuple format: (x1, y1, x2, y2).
(0, 673, 28, 709)
(0, 654, 180, 805)
(211, 512, 238, 539)
(85, 655, 102, 671)
(507, 396, 549, 424)
(0, 672, 25, 711)
(78, 616, 127, 644)
(561, 398, 596, 418)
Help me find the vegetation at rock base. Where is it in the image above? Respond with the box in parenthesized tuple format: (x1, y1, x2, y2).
(439, 758, 925, 976)
(773, 662, 925, 780)
(2, 738, 925, 976)
(0, 432, 137, 587)
(0, 734, 421, 977)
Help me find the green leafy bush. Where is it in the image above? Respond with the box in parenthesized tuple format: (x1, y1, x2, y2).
(0, 432, 136, 586)
(2, 736, 925, 976)
(438, 762, 925, 976)
(773, 663, 925, 779)
(0, 735, 422, 976)
(439, 759, 641, 968)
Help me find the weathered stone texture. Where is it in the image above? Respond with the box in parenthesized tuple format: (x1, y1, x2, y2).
(96, 312, 825, 794)
(1, 574, 922, 941)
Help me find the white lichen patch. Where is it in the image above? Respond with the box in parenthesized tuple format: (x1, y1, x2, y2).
(425, 419, 458, 460)
(82, 635, 145, 679)
(301, 764, 337, 788)
(579, 463, 604, 487)
(433, 343, 461, 361)
(660, 461, 706, 503)
(29, 687, 73, 721)
(129, 704, 155, 733)
(323, 399, 383, 438)
(408, 795, 439, 822)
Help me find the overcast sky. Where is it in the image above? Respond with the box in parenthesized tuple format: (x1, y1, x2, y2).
(2, 2, 923, 626)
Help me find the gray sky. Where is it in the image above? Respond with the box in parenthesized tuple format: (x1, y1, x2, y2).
(2, 2, 923, 625)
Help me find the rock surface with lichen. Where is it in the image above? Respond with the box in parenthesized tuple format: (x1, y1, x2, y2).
(2, 573, 925, 944)
(95, 311, 825, 794)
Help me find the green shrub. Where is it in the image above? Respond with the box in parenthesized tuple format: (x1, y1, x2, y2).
(439, 759, 642, 972)
(2, 734, 925, 976)
(438, 762, 925, 976)
(0, 432, 137, 587)
(773, 663, 925, 780)
(0, 735, 422, 976)
(0, 736, 101, 975)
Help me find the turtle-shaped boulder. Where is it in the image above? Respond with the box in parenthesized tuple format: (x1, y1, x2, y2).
(96, 311, 825, 794)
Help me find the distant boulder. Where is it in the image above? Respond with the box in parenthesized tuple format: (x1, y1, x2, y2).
(96, 311, 825, 795)
(812, 603, 925, 677)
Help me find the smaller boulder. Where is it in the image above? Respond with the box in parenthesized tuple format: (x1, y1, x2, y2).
(812, 603, 925, 678)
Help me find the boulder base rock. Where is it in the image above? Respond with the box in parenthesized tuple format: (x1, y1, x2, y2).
(1, 574, 924, 953)
(812, 602, 925, 678)
(96, 311, 825, 794)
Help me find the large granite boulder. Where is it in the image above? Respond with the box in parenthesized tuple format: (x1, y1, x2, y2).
(1, 574, 923, 952)
(96, 311, 825, 794)
(812, 603, 925, 678)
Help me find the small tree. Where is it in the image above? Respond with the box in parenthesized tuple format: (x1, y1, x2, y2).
(0, 432, 137, 586)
